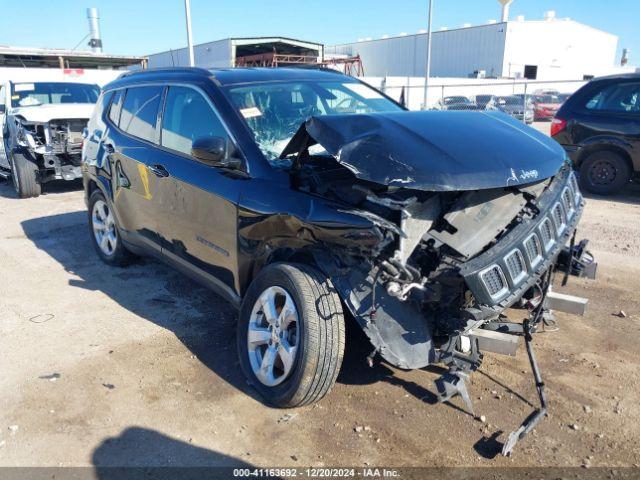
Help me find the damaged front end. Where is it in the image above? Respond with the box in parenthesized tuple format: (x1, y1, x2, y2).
(12, 115, 87, 182)
(280, 111, 597, 455)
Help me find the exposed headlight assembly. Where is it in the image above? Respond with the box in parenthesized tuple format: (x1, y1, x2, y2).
(14, 118, 42, 148)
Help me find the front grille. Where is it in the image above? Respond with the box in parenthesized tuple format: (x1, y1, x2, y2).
(562, 187, 575, 221)
(459, 167, 584, 307)
(538, 217, 556, 252)
(569, 172, 581, 206)
(504, 249, 527, 284)
(524, 233, 543, 268)
(479, 265, 509, 299)
(552, 202, 566, 235)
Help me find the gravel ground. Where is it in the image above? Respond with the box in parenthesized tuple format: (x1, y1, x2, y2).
(0, 177, 639, 470)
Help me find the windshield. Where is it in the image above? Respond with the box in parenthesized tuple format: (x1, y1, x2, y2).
(10, 82, 100, 107)
(225, 80, 402, 162)
(445, 96, 471, 104)
(497, 96, 523, 105)
(535, 95, 561, 104)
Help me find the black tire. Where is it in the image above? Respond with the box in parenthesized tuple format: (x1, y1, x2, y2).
(88, 189, 133, 266)
(579, 151, 631, 195)
(10, 152, 41, 198)
(237, 262, 345, 408)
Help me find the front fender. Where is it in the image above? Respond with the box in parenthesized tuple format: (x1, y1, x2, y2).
(237, 184, 391, 293)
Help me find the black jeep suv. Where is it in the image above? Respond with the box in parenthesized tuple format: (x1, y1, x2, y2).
(552, 73, 640, 195)
(83, 67, 592, 453)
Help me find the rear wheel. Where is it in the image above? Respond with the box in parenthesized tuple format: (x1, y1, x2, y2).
(88, 189, 133, 266)
(237, 263, 345, 408)
(579, 151, 631, 195)
(10, 152, 41, 198)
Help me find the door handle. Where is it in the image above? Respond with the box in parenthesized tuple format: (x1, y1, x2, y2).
(148, 164, 169, 178)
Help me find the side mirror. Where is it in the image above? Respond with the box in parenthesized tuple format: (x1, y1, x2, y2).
(191, 136, 242, 169)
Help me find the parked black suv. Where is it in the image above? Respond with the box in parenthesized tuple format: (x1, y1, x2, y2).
(552, 73, 640, 194)
(83, 68, 593, 454)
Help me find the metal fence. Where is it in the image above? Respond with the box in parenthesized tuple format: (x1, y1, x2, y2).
(363, 77, 588, 123)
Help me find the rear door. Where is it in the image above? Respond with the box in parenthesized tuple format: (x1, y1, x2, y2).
(106, 85, 165, 250)
(571, 80, 640, 165)
(149, 84, 245, 300)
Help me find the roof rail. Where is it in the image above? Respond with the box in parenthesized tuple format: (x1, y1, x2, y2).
(118, 66, 212, 78)
(287, 64, 344, 74)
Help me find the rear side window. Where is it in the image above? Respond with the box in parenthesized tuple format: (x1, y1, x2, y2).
(90, 91, 113, 131)
(119, 86, 163, 143)
(585, 82, 640, 113)
(161, 86, 230, 156)
(108, 90, 124, 126)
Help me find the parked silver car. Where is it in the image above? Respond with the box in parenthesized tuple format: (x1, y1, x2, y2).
(486, 95, 534, 124)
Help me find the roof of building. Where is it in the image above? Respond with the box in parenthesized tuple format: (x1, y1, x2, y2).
(329, 17, 616, 48)
(0, 45, 146, 69)
(147, 36, 323, 57)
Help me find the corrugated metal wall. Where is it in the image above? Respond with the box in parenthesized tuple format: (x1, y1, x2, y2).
(327, 23, 507, 78)
(148, 39, 232, 69)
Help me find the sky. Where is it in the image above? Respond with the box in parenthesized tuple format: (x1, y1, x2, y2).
(0, 0, 638, 64)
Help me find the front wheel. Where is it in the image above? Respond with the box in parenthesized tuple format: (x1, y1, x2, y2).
(88, 189, 133, 266)
(10, 152, 41, 198)
(579, 151, 631, 195)
(237, 263, 345, 408)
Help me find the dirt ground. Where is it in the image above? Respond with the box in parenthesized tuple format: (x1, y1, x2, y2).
(1, 175, 639, 471)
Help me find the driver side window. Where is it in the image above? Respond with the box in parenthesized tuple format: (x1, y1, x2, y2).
(161, 86, 231, 157)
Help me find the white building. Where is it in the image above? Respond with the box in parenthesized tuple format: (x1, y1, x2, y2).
(326, 13, 622, 81)
(148, 37, 323, 69)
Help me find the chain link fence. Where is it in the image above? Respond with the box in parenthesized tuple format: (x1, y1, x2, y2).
(362, 77, 587, 125)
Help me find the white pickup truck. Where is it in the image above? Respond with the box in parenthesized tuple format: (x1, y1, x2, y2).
(0, 80, 99, 197)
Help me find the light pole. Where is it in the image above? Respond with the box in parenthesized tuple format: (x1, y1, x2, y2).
(423, 0, 434, 110)
(184, 0, 195, 66)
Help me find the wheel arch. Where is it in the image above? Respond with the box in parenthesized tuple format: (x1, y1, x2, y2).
(245, 246, 331, 297)
(576, 141, 635, 173)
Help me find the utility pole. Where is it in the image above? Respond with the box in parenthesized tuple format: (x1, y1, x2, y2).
(423, 0, 434, 110)
(184, 0, 195, 66)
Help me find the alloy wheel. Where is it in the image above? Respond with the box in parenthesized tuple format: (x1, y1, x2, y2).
(247, 286, 299, 387)
(92, 199, 118, 256)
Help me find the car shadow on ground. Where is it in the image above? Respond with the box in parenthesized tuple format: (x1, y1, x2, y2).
(337, 316, 473, 418)
(22, 210, 526, 459)
(92, 426, 262, 478)
(0, 177, 83, 199)
(582, 182, 640, 206)
(20, 210, 260, 404)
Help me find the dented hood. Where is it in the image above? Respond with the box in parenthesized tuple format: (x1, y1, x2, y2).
(12, 103, 95, 123)
(281, 110, 567, 191)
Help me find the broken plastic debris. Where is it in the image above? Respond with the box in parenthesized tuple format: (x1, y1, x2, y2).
(277, 413, 297, 423)
(29, 314, 54, 324)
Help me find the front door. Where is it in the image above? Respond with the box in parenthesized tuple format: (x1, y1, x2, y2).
(150, 85, 244, 300)
(0, 83, 8, 168)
